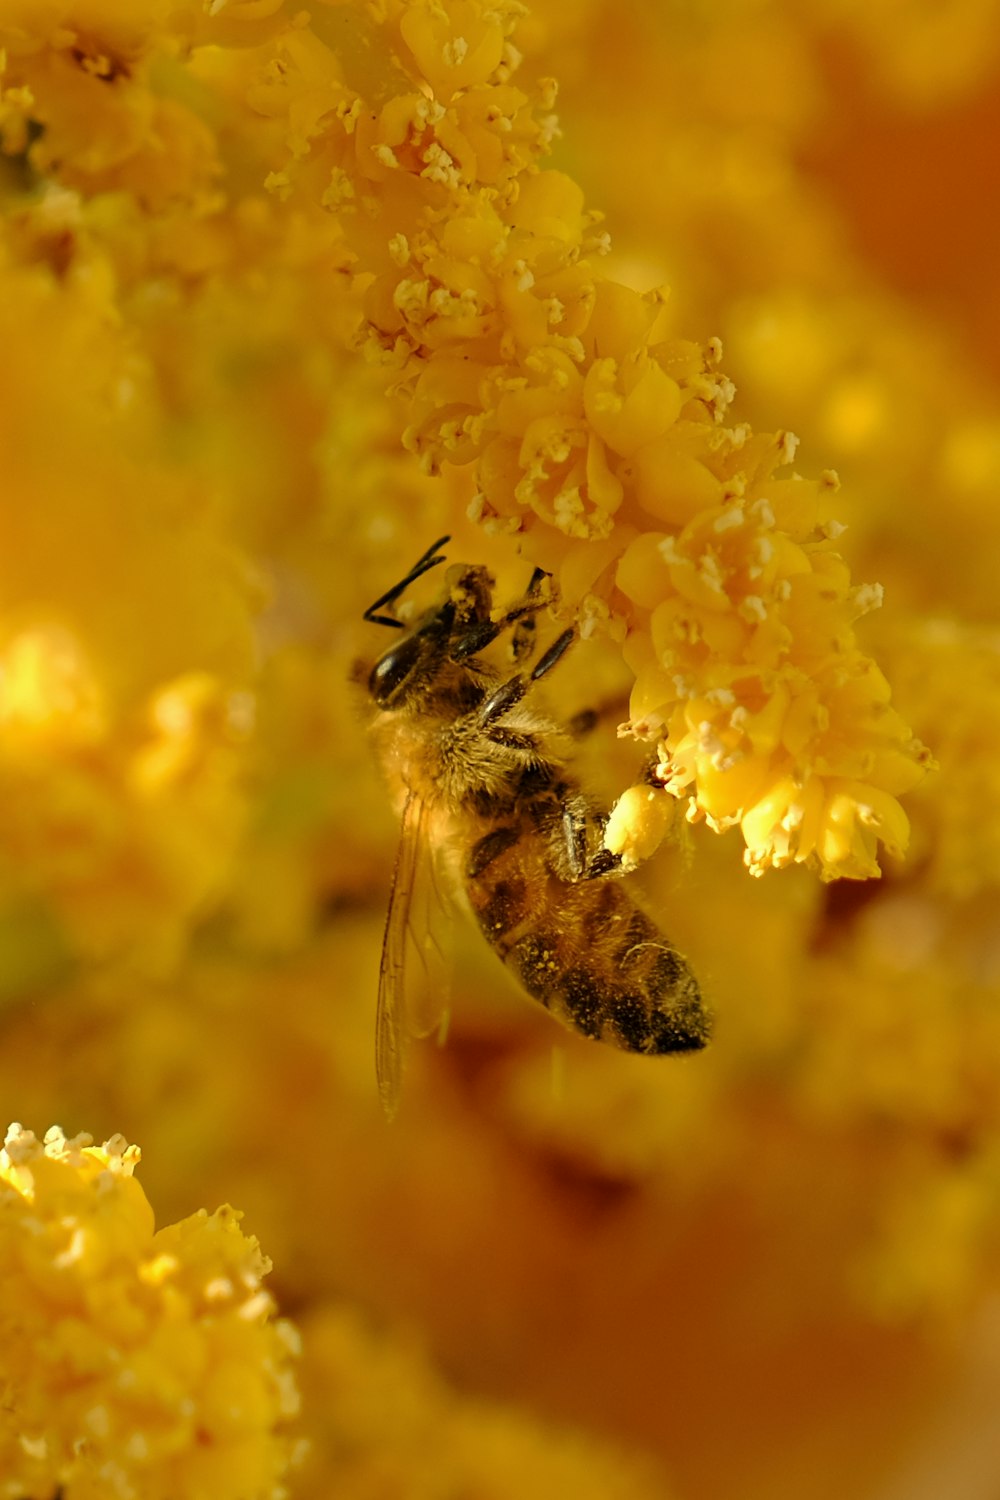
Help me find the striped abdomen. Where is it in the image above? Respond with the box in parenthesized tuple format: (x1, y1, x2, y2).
(463, 820, 710, 1054)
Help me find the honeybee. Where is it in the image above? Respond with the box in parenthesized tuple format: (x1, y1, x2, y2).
(362, 536, 711, 1117)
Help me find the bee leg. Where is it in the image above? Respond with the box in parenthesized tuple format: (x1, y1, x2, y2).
(558, 795, 623, 883)
(478, 673, 529, 726)
(530, 627, 575, 682)
(567, 691, 632, 740)
(452, 569, 552, 665)
(566, 707, 599, 739)
(582, 847, 623, 880)
(561, 798, 589, 878)
(509, 568, 549, 664)
(477, 628, 576, 728)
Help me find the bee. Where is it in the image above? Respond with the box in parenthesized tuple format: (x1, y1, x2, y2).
(362, 536, 711, 1117)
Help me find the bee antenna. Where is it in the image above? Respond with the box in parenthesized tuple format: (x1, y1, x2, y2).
(363, 535, 452, 628)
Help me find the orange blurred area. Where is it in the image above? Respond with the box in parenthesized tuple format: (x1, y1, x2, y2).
(803, 38, 1000, 383)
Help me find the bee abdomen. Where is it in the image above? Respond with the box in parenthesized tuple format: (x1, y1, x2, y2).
(511, 937, 708, 1054)
(467, 826, 520, 879)
(463, 825, 710, 1055)
(485, 891, 710, 1055)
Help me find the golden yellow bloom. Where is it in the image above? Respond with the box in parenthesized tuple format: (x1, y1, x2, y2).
(0, 0, 927, 925)
(241, 0, 927, 882)
(0, 641, 252, 970)
(0, 1123, 299, 1500)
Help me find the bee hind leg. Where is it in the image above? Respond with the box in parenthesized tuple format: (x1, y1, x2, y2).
(560, 795, 622, 882)
(582, 847, 622, 880)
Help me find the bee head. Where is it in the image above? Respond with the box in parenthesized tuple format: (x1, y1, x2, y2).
(367, 621, 445, 707)
(364, 541, 499, 707)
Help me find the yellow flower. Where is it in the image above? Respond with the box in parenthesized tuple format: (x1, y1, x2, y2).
(0, 1122, 299, 1500)
(244, 0, 926, 882)
(0, 1, 221, 206)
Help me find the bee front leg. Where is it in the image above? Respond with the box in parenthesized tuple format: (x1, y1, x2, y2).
(451, 569, 553, 665)
(478, 673, 529, 726)
(508, 567, 549, 664)
(476, 627, 576, 727)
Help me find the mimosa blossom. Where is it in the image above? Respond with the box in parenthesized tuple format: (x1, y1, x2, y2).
(0, 0, 926, 909)
(243, 0, 928, 880)
(0, 1123, 299, 1500)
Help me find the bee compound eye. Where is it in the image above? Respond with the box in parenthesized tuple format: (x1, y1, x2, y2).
(368, 634, 423, 705)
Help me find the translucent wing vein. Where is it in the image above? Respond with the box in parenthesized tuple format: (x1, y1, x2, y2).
(375, 791, 427, 1120)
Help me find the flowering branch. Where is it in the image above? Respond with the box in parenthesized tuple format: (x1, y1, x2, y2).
(250, 0, 930, 879)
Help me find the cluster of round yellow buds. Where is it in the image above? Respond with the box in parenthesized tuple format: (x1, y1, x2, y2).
(609, 428, 930, 879)
(247, 0, 928, 880)
(0, 1123, 300, 1500)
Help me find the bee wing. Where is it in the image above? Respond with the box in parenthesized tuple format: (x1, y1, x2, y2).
(404, 821, 455, 1045)
(376, 790, 425, 1120)
(377, 788, 460, 1117)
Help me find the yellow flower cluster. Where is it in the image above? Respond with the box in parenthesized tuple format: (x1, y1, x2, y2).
(243, 0, 927, 880)
(0, 1123, 299, 1500)
(532, 1, 1000, 628)
(0, 0, 929, 950)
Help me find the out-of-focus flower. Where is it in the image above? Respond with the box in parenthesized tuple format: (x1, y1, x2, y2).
(295, 1302, 672, 1499)
(0, 1122, 300, 1500)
